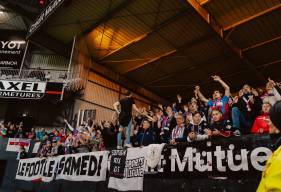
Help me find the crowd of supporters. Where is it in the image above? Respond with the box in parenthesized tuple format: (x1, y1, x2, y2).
(1, 75, 281, 158)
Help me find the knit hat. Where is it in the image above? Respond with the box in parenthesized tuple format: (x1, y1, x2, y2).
(269, 101, 281, 130)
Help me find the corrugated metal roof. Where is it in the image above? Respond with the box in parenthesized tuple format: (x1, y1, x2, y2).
(126, 36, 233, 85)
(45, 0, 126, 44)
(101, 9, 215, 73)
(29, 0, 281, 100)
(230, 9, 281, 49)
(204, 0, 281, 28)
(245, 38, 281, 67)
(86, 0, 189, 59)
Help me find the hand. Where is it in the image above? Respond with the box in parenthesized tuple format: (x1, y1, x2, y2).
(194, 90, 198, 97)
(268, 78, 276, 86)
(133, 130, 138, 135)
(191, 97, 197, 103)
(264, 117, 279, 134)
(188, 132, 196, 141)
(212, 129, 220, 136)
(156, 113, 162, 120)
(170, 139, 177, 145)
(99, 122, 104, 130)
(63, 119, 68, 123)
(212, 75, 221, 82)
(238, 90, 243, 97)
(233, 96, 239, 103)
(252, 89, 259, 97)
(194, 85, 200, 91)
(142, 110, 148, 116)
(248, 95, 254, 103)
(177, 95, 182, 100)
(204, 129, 212, 136)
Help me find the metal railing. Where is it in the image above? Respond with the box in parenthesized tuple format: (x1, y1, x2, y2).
(0, 68, 67, 83)
(0, 68, 86, 92)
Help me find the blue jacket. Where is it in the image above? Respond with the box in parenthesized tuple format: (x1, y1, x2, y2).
(137, 128, 154, 146)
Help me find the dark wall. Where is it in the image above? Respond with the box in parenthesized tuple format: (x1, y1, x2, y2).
(1, 98, 71, 128)
(12, 176, 259, 192)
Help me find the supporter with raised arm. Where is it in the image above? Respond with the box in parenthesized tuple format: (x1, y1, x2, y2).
(231, 84, 262, 134)
(195, 75, 231, 121)
(251, 102, 271, 134)
(64, 119, 78, 135)
(174, 94, 186, 113)
(113, 91, 142, 148)
(261, 78, 281, 106)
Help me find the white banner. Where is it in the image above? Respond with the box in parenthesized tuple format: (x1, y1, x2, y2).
(108, 147, 148, 191)
(56, 151, 109, 182)
(16, 151, 109, 182)
(6, 138, 30, 152)
(16, 157, 57, 182)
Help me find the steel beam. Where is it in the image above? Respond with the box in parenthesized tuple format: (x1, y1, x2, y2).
(242, 35, 281, 52)
(186, 0, 266, 83)
(122, 50, 177, 74)
(224, 3, 281, 31)
(122, 33, 214, 75)
(146, 51, 232, 87)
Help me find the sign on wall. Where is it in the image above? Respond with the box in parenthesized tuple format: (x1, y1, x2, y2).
(0, 80, 46, 99)
(0, 31, 27, 69)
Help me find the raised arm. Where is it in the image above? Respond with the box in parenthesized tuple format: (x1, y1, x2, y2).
(194, 86, 209, 104)
(113, 101, 120, 114)
(212, 75, 230, 97)
(64, 119, 74, 132)
(132, 104, 142, 114)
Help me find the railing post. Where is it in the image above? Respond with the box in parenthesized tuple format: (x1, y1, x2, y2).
(60, 35, 76, 101)
(18, 40, 29, 77)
